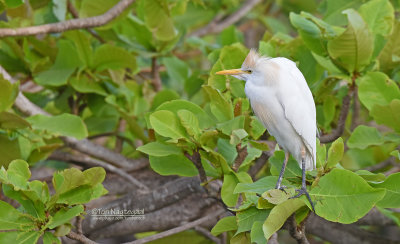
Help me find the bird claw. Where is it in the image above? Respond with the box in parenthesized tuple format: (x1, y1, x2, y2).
(290, 187, 315, 212)
(276, 185, 288, 194)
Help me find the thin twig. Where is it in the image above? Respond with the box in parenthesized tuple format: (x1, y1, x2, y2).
(364, 157, 396, 172)
(66, 0, 106, 43)
(186, 151, 207, 184)
(194, 226, 222, 244)
(123, 209, 226, 244)
(233, 143, 248, 172)
(50, 151, 149, 191)
(114, 119, 126, 153)
(319, 93, 352, 143)
(76, 215, 84, 235)
(67, 231, 98, 244)
(189, 0, 261, 37)
(0, 0, 135, 37)
(151, 57, 162, 91)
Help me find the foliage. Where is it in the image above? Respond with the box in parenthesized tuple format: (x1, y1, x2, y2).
(0, 0, 400, 243)
(0, 160, 107, 243)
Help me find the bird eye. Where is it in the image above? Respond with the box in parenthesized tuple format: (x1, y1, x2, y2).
(246, 70, 253, 74)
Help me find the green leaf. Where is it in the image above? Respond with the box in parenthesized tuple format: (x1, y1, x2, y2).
(27, 114, 88, 140)
(251, 221, 266, 244)
(310, 168, 386, 223)
(217, 116, 245, 136)
(0, 201, 33, 230)
(355, 170, 386, 182)
(63, 30, 92, 67)
(57, 184, 107, 205)
(262, 189, 292, 205)
(43, 232, 61, 244)
(150, 110, 187, 140)
(156, 100, 214, 129)
(269, 151, 302, 179)
(137, 142, 181, 157)
(221, 174, 239, 207)
(263, 199, 305, 240)
(5, 0, 24, 8)
(211, 216, 237, 236)
(370, 99, 400, 133)
(358, 0, 394, 36)
(69, 77, 107, 96)
(371, 172, 400, 208)
(149, 154, 198, 177)
(237, 207, 270, 234)
(54, 224, 71, 237)
(327, 9, 374, 73)
(151, 89, 180, 110)
(320, 0, 364, 25)
(177, 110, 201, 138)
(92, 44, 136, 71)
(142, 0, 177, 41)
(249, 117, 266, 140)
(234, 176, 287, 195)
(203, 85, 234, 122)
(48, 205, 84, 229)
(0, 134, 21, 167)
(208, 43, 248, 91)
(83, 167, 106, 186)
(163, 56, 190, 88)
(217, 138, 237, 165)
(0, 111, 30, 129)
(0, 76, 18, 113)
(326, 137, 344, 168)
(347, 125, 385, 149)
(35, 40, 84, 86)
(357, 72, 400, 111)
(0, 231, 41, 244)
(378, 20, 400, 72)
(6, 159, 31, 190)
(323, 95, 336, 127)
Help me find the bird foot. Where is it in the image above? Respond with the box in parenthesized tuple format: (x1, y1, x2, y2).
(290, 187, 315, 212)
(276, 185, 288, 194)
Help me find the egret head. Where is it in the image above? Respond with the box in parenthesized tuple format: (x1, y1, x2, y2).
(215, 49, 263, 82)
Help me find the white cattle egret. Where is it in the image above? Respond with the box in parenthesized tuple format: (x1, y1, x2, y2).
(216, 49, 316, 211)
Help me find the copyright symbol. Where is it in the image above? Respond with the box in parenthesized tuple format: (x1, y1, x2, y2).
(91, 208, 98, 215)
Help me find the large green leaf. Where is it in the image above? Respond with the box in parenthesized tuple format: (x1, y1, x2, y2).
(358, 0, 394, 36)
(48, 205, 84, 229)
(34, 40, 84, 86)
(320, 0, 364, 25)
(27, 114, 88, 140)
(0, 231, 41, 244)
(149, 110, 188, 140)
(310, 169, 386, 223)
(5, 159, 31, 190)
(149, 154, 198, 177)
(137, 141, 181, 157)
(269, 151, 302, 179)
(371, 173, 400, 208)
(263, 199, 304, 240)
(177, 110, 202, 139)
(142, 0, 177, 41)
(0, 112, 30, 129)
(221, 174, 239, 207)
(211, 216, 237, 236)
(347, 125, 385, 149)
(371, 99, 400, 133)
(251, 221, 266, 244)
(357, 72, 400, 111)
(0, 201, 33, 230)
(234, 176, 289, 195)
(378, 20, 400, 72)
(237, 207, 270, 235)
(326, 137, 344, 168)
(92, 44, 136, 71)
(0, 76, 19, 112)
(327, 9, 374, 73)
(202, 85, 234, 122)
(0, 134, 21, 167)
(156, 100, 214, 129)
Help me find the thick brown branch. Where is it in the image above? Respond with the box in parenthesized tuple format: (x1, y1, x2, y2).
(123, 209, 226, 244)
(319, 93, 352, 143)
(185, 151, 207, 184)
(0, 0, 135, 37)
(67, 231, 98, 244)
(189, 0, 261, 37)
(284, 214, 310, 244)
(233, 143, 248, 171)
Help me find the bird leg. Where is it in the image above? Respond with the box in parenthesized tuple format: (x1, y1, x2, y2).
(290, 147, 315, 212)
(275, 151, 290, 191)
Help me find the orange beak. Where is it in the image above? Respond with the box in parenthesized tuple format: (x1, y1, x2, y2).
(215, 69, 245, 75)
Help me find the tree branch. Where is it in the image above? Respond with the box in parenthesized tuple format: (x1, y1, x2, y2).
(319, 93, 352, 143)
(194, 226, 222, 244)
(0, 0, 135, 37)
(189, 0, 261, 37)
(233, 143, 248, 172)
(151, 57, 162, 91)
(123, 209, 226, 244)
(284, 214, 309, 244)
(185, 151, 207, 184)
(67, 231, 98, 244)
(0, 65, 147, 170)
(50, 151, 149, 191)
